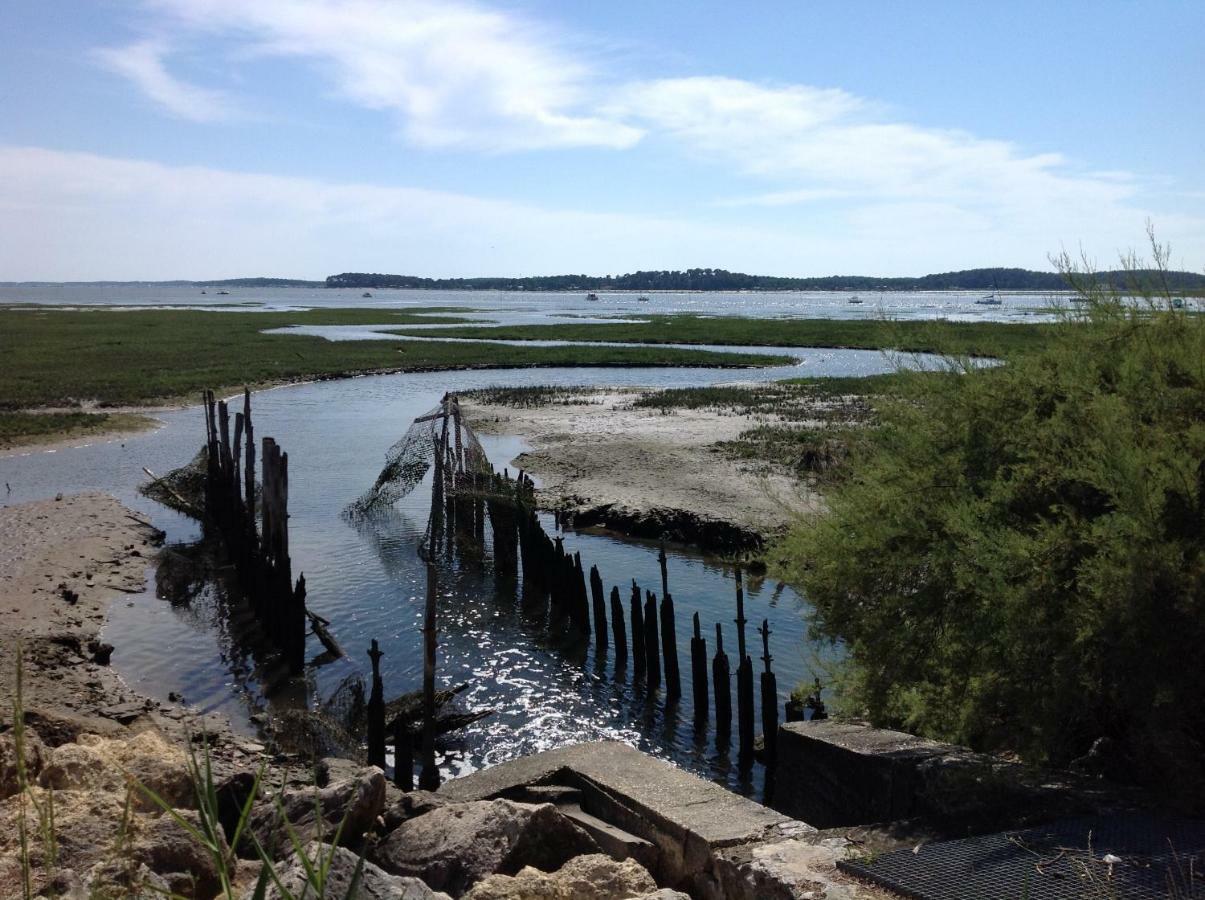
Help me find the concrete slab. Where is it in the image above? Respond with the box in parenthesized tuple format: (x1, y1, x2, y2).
(434, 741, 894, 899)
(441, 740, 794, 847)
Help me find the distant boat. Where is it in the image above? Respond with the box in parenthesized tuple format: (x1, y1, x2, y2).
(848, 295, 863, 304)
(362, 291, 373, 298)
(217, 290, 230, 295)
(1171, 297, 1185, 309)
(975, 293, 1002, 306)
(637, 296, 650, 302)
(586, 292, 599, 301)
(200, 290, 206, 294)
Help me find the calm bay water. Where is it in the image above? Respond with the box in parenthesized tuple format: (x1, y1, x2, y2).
(0, 282, 1063, 323)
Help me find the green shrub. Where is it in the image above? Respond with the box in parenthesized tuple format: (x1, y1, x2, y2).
(779, 238, 1205, 806)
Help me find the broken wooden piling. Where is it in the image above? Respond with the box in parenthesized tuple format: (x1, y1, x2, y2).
(589, 565, 608, 649)
(610, 586, 627, 660)
(759, 619, 778, 767)
(660, 592, 681, 703)
(420, 561, 439, 790)
(691, 612, 708, 724)
(644, 590, 661, 689)
(734, 567, 754, 766)
(713, 623, 732, 739)
(367, 640, 386, 769)
(630, 582, 646, 681)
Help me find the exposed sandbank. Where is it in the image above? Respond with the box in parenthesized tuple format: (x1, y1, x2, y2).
(462, 388, 825, 552)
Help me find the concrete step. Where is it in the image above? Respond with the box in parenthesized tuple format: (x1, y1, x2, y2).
(556, 802, 656, 867)
(514, 783, 582, 805)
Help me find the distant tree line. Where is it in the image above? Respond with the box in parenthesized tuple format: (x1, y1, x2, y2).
(325, 266, 1205, 292)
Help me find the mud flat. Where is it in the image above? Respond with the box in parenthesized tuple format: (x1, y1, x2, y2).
(462, 388, 824, 553)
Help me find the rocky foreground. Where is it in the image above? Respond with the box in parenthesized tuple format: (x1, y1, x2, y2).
(1, 726, 686, 898)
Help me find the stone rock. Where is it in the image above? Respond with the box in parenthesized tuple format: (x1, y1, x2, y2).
(0, 728, 46, 799)
(374, 800, 598, 897)
(317, 756, 362, 787)
(131, 808, 234, 899)
(462, 853, 658, 900)
(39, 868, 87, 900)
(36, 741, 107, 793)
(381, 790, 450, 831)
(86, 859, 173, 900)
(247, 842, 451, 900)
(631, 892, 690, 900)
(37, 731, 193, 812)
(249, 766, 386, 859)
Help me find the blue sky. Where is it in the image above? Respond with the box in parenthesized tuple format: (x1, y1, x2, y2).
(1, 0, 1201, 280)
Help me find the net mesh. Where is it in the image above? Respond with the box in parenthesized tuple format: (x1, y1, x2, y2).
(346, 397, 494, 516)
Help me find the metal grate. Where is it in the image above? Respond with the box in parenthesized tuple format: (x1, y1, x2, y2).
(838, 815, 1205, 899)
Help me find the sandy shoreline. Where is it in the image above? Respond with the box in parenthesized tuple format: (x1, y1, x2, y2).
(0, 492, 286, 785)
(463, 388, 823, 552)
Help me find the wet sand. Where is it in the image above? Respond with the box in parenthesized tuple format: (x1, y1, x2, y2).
(0, 492, 282, 777)
(463, 388, 823, 551)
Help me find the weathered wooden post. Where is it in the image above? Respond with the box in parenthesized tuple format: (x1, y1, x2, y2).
(737, 657, 755, 768)
(658, 541, 670, 601)
(610, 586, 627, 660)
(420, 562, 439, 790)
(691, 612, 708, 724)
(735, 568, 754, 767)
(644, 591, 661, 689)
(713, 623, 732, 740)
(759, 619, 778, 767)
(243, 389, 255, 518)
(630, 582, 646, 681)
(589, 565, 608, 650)
(573, 552, 590, 639)
(367, 640, 386, 769)
(393, 717, 413, 792)
(660, 592, 681, 702)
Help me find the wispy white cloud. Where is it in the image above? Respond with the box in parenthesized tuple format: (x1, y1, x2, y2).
(94, 39, 237, 123)
(614, 76, 1132, 211)
(138, 0, 641, 150)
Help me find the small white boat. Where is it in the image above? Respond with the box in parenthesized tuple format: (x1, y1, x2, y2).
(975, 293, 1002, 306)
(217, 290, 230, 295)
(586, 292, 599, 301)
(848, 295, 863, 304)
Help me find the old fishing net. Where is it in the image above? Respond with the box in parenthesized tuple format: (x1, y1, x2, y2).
(140, 447, 209, 517)
(345, 397, 493, 517)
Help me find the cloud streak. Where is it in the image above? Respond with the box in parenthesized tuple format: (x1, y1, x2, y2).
(94, 39, 238, 123)
(138, 0, 642, 150)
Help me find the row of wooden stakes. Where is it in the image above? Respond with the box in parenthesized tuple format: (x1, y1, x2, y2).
(201, 389, 309, 674)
